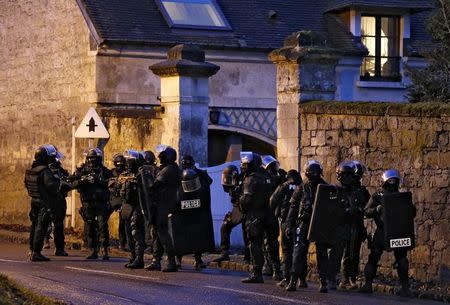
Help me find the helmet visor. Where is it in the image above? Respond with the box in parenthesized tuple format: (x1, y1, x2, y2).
(181, 176, 201, 192)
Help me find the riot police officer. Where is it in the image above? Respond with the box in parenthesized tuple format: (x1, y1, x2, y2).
(120, 150, 145, 269)
(109, 153, 127, 250)
(285, 160, 327, 292)
(359, 169, 415, 297)
(270, 169, 302, 287)
(339, 160, 370, 290)
(239, 152, 273, 283)
(25, 145, 61, 261)
(213, 165, 250, 264)
(147, 145, 181, 272)
(70, 148, 113, 260)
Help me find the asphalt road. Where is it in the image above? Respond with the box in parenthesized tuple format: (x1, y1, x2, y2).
(0, 243, 442, 305)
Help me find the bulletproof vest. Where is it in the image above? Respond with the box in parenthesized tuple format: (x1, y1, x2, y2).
(119, 170, 139, 205)
(243, 170, 272, 213)
(298, 179, 324, 223)
(279, 182, 297, 220)
(155, 163, 181, 212)
(24, 165, 47, 200)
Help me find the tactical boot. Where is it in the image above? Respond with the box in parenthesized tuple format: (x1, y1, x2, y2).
(145, 258, 161, 271)
(30, 252, 51, 262)
(319, 279, 328, 293)
(162, 256, 178, 272)
(328, 279, 337, 290)
(349, 277, 359, 290)
(128, 256, 144, 269)
(285, 277, 298, 291)
(358, 280, 373, 294)
(125, 256, 136, 268)
(212, 252, 230, 263)
(298, 278, 308, 288)
(398, 280, 411, 298)
(86, 250, 98, 259)
(54, 249, 68, 256)
(176, 256, 182, 269)
(241, 270, 264, 284)
(339, 277, 350, 290)
(262, 263, 273, 276)
(272, 270, 283, 281)
(194, 259, 206, 271)
(102, 248, 110, 261)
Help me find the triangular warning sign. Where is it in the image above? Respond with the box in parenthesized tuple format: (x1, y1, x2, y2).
(75, 107, 110, 139)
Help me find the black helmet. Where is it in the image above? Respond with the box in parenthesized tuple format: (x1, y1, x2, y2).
(124, 149, 141, 171)
(286, 169, 302, 185)
(304, 160, 323, 180)
(181, 155, 195, 170)
(352, 160, 366, 179)
(240, 151, 259, 175)
(156, 145, 177, 165)
(86, 148, 103, 166)
(141, 151, 156, 165)
(34, 144, 57, 165)
(113, 153, 125, 168)
(181, 168, 201, 193)
(262, 155, 280, 174)
(336, 160, 356, 185)
(382, 169, 401, 191)
(221, 164, 240, 192)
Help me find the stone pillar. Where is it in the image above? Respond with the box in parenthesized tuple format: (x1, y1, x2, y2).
(150, 45, 219, 166)
(269, 31, 341, 170)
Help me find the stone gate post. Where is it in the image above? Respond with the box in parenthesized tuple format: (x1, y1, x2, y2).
(150, 45, 219, 166)
(269, 31, 341, 170)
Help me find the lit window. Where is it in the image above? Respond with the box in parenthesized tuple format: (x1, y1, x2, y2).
(361, 15, 401, 81)
(156, 0, 231, 30)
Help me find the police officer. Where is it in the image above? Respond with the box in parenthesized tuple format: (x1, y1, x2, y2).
(213, 165, 250, 264)
(24, 145, 61, 261)
(179, 155, 212, 269)
(285, 160, 327, 292)
(70, 148, 113, 260)
(120, 150, 145, 269)
(109, 153, 127, 250)
(239, 152, 273, 283)
(270, 169, 302, 287)
(339, 160, 370, 290)
(147, 145, 181, 272)
(47, 151, 71, 256)
(359, 169, 415, 297)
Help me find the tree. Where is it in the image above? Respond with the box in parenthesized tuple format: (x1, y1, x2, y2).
(408, 0, 450, 103)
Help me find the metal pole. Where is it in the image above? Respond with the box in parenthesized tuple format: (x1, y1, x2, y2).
(88, 138, 94, 148)
(71, 117, 76, 228)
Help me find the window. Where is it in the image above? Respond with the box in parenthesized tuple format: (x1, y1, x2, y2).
(360, 15, 401, 81)
(156, 0, 231, 30)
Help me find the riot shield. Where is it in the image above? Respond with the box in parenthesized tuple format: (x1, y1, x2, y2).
(138, 165, 156, 223)
(382, 191, 415, 251)
(168, 188, 215, 255)
(307, 184, 345, 244)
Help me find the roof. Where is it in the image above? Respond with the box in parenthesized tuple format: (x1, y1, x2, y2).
(326, 0, 434, 12)
(77, 0, 434, 55)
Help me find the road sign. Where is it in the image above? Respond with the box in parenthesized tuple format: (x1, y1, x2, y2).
(74, 107, 109, 138)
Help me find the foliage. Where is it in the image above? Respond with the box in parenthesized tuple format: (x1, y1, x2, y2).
(408, 0, 450, 103)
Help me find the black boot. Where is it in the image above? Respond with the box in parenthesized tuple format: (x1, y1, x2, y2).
(54, 249, 68, 256)
(359, 280, 373, 293)
(241, 268, 264, 283)
(398, 280, 411, 297)
(298, 278, 308, 288)
(145, 258, 162, 271)
(176, 255, 182, 269)
(212, 252, 230, 263)
(194, 258, 206, 271)
(285, 276, 298, 291)
(162, 256, 178, 272)
(30, 252, 51, 262)
(319, 279, 328, 293)
(86, 250, 98, 259)
(272, 263, 283, 281)
(125, 254, 136, 268)
(102, 247, 110, 260)
(127, 256, 144, 269)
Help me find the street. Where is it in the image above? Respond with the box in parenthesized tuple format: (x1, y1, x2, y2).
(0, 243, 443, 305)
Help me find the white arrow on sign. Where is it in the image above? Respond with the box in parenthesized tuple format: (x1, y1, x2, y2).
(74, 107, 110, 138)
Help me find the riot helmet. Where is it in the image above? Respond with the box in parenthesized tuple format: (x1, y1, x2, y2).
(181, 168, 202, 193)
(336, 160, 357, 186)
(221, 164, 240, 192)
(113, 153, 125, 169)
(141, 150, 156, 165)
(124, 149, 141, 171)
(240, 151, 260, 175)
(34, 144, 57, 165)
(156, 144, 177, 165)
(304, 160, 323, 180)
(51, 145, 64, 163)
(352, 160, 366, 180)
(262, 155, 280, 175)
(181, 155, 195, 170)
(86, 148, 103, 166)
(382, 169, 401, 191)
(286, 169, 302, 185)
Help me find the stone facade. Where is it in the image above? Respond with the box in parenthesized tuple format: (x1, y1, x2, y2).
(297, 102, 450, 282)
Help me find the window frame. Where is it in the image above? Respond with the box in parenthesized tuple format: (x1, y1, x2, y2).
(360, 14, 401, 82)
(155, 0, 232, 31)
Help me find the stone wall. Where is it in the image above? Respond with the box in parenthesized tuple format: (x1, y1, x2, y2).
(0, 0, 96, 224)
(297, 101, 450, 282)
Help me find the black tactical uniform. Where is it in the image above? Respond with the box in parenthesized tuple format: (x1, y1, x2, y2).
(360, 169, 415, 297)
(149, 145, 181, 272)
(240, 152, 273, 284)
(70, 148, 113, 260)
(285, 161, 327, 292)
(270, 170, 302, 287)
(339, 161, 370, 289)
(119, 150, 145, 269)
(48, 158, 71, 256)
(25, 145, 61, 261)
(108, 154, 127, 250)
